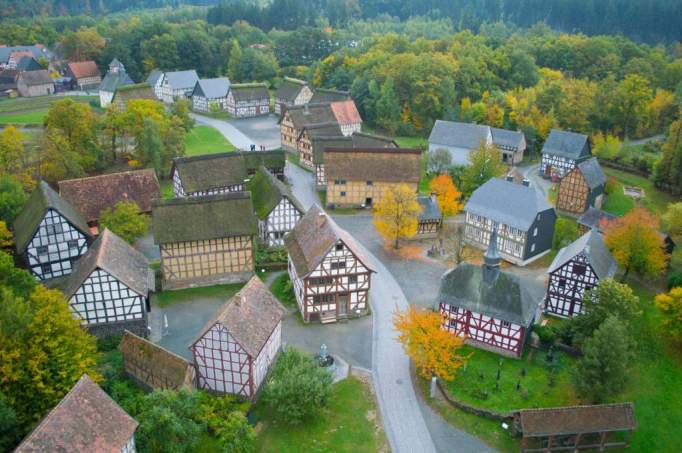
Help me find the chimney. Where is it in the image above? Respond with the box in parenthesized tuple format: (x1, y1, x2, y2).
(522, 178, 530, 187)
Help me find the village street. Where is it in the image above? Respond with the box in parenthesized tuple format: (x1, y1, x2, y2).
(191, 112, 281, 150)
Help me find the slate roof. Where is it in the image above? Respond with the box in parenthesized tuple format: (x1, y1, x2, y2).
(16, 57, 42, 71)
(14, 374, 137, 453)
(172, 150, 285, 194)
(14, 181, 92, 254)
(548, 230, 617, 279)
(519, 403, 636, 437)
(67, 61, 100, 80)
(152, 192, 257, 244)
(491, 127, 525, 150)
(119, 330, 193, 391)
(164, 70, 199, 91)
(285, 103, 338, 129)
(465, 178, 553, 231)
(112, 83, 156, 106)
(246, 167, 304, 220)
(62, 229, 152, 298)
(417, 196, 442, 222)
(275, 77, 307, 102)
(193, 77, 230, 99)
(542, 129, 591, 160)
(575, 157, 606, 189)
(100, 69, 134, 93)
(324, 148, 421, 184)
(58, 169, 160, 222)
(109, 58, 124, 71)
(17, 69, 52, 86)
(228, 83, 269, 102)
(190, 276, 286, 357)
(284, 205, 375, 277)
(577, 207, 617, 233)
(330, 99, 362, 125)
(146, 69, 163, 87)
(310, 88, 350, 103)
(428, 120, 491, 149)
(0, 45, 52, 64)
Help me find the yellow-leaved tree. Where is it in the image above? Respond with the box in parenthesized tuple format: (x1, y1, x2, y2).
(394, 305, 469, 381)
(428, 174, 463, 218)
(655, 287, 682, 344)
(373, 184, 422, 249)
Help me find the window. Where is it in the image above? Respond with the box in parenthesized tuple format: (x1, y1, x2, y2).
(46, 223, 63, 235)
(533, 227, 538, 237)
(573, 264, 586, 276)
(348, 275, 358, 284)
(366, 180, 373, 186)
(313, 294, 334, 304)
(40, 263, 51, 274)
(558, 278, 566, 288)
(334, 179, 347, 185)
(330, 261, 346, 270)
(502, 320, 511, 328)
(340, 191, 346, 197)
(67, 239, 78, 250)
(531, 243, 536, 252)
(36, 245, 48, 256)
(335, 243, 343, 251)
(310, 277, 333, 286)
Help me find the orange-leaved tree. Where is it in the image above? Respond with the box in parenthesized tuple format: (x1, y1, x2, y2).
(603, 207, 668, 281)
(428, 174, 463, 218)
(655, 287, 682, 343)
(394, 305, 469, 381)
(373, 184, 422, 249)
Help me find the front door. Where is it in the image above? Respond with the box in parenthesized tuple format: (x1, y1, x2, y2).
(338, 293, 349, 316)
(365, 198, 373, 207)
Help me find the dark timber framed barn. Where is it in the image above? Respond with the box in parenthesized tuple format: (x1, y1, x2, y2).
(545, 231, 617, 318)
(13, 181, 93, 281)
(555, 157, 606, 214)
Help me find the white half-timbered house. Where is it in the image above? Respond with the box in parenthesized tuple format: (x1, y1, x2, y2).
(146, 69, 164, 100)
(61, 229, 152, 339)
(171, 150, 286, 198)
(14, 374, 138, 453)
(274, 77, 313, 115)
(226, 83, 270, 118)
(284, 205, 375, 323)
(189, 276, 286, 399)
(246, 167, 304, 247)
(13, 181, 93, 281)
(161, 70, 199, 104)
(439, 230, 544, 357)
(544, 230, 617, 318)
(191, 77, 230, 113)
(329, 99, 363, 136)
(540, 129, 592, 178)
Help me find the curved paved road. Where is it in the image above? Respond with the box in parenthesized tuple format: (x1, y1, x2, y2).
(191, 113, 255, 150)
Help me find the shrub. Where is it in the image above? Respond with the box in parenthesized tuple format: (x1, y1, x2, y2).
(533, 324, 556, 346)
(99, 201, 149, 244)
(669, 271, 682, 289)
(605, 176, 619, 195)
(552, 218, 579, 250)
(0, 392, 21, 452)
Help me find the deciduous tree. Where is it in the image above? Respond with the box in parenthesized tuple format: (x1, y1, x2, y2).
(394, 305, 469, 381)
(0, 175, 27, 224)
(428, 174, 463, 218)
(655, 287, 682, 344)
(373, 184, 422, 249)
(427, 148, 452, 175)
(375, 77, 401, 134)
(99, 202, 149, 244)
(227, 39, 243, 82)
(662, 202, 682, 237)
(654, 114, 682, 195)
(552, 218, 579, 250)
(0, 221, 12, 250)
(61, 27, 105, 61)
(461, 142, 506, 197)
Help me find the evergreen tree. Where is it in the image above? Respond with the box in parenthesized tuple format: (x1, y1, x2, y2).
(0, 174, 27, 225)
(227, 39, 243, 82)
(138, 118, 164, 177)
(375, 77, 401, 134)
(654, 115, 682, 195)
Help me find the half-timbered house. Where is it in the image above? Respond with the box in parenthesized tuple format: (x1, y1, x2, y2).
(439, 230, 544, 357)
(279, 103, 339, 152)
(556, 157, 606, 214)
(160, 70, 199, 104)
(191, 77, 230, 113)
(296, 122, 343, 169)
(274, 77, 313, 114)
(152, 192, 257, 289)
(119, 330, 194, 392)
(540, 129, 592, 178)
(325, 148, 421, 208)
(13, 181, 93, 281)
(417, 195, 442, 237)
(329, 99, 363, 136)
(171, 150, 285, 198)
(464, 178, 556, 266)
(284, 205, 375, 323)
(61, 229, 152, 338)
(246, 167, 304, 247)
(577, 207, 616, 235)
(491, 127, 527, 165)
(544, 230, 617, 318)
(189, 276, 286, 398)
(0, 44, 53, 70)
(111, 82, 157, 111)
(146, 69, 164, 100)
(16, 69, 54, 97)
(225, 83, 270, 118)
(65, 60, 101, 90)
(58, 169, 160, 228)
(14, 374, 138, 453)
(99, 58, 134, 107)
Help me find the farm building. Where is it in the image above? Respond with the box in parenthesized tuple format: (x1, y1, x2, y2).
(111, 82, 157, 111)
(146, 69, 164, 99)
(540, 129, 592, 178)
(65, 61, 101, 90)
(416, 195, 443, 237)
(160, 70, 199, 103)
(310, 88, 351, 103)
(191, 77, 230, 113)
(0, 44, 53, 70)
(296, 122, 343, 169)
(225, 83, 270, 118)
(280, 102, 339, 152)
(99, 58, 134, 107)
(274, 77, 313, 114)
(16, 69, 54, 97)
(556, 157, 607, 214)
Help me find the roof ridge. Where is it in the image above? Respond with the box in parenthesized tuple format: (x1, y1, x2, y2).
(58, 168, 155, 184)
(153, 191, 251, 207)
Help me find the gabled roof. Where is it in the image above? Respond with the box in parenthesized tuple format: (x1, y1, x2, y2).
(310, 88, 350, 103)
(191, 276, 286, 357)
(324, 148, 421, 184)
(491, 127, 526, 150)
(311, 135, 353, 164)
(164, 70, 199, 90)
(100, 69, 134, 93)
(67, 61, 100, 80)
(428, 120, 491, 149)
(119, 330, 193, 391)
(417, 196, 442, 222)
(285, 103, 338, 129)
(109, 58, 124, 71)
(112, 82, 156, 105)
(0, 45, 52, 64)
(465, 178, 553, 231)
(330, 99, 362, 125)
(275, 77, 308, 102)
(574, 157, 606, 189)
(298, 122, 343, 142)
(17, 69, 52, 86)
(577, 207, 617, 233)
(548, 230, 617, 279)
(146, 69, 163, 87)
(228, 83, 269, 102)
(14, 181, 92, 254)
(519, 403, 636, 437)
(62, 229, 151, 298)
(246, 167, 304, 220)
(284, 205, 375, 277)
(541, 129, 591, 160)
(438, 262, 544, 326)
(58, 169, 160, 222)
(152, 192, 257, 244)
(14, 374, 137, 453)
(16, 56, 42, 71)
(193, 77, 230, 99)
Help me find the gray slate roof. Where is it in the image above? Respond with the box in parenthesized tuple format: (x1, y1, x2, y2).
(575, 157, 606, 189)
(164, 70, 199, 91)
(465, 178, 553, 231)
(548, 230, 617, 279)
(542, 129, 591, 160)
(62, 229, 152, 298)
(146, 69, 163, 87)
(491, 127, 525, 150)
(16, 57, 42, 71)
(417, 196, 442, 222)
(193, 77, 230, 99)
(577, 208, 617, 233)
(100, 69, 134, 93)
(428, 120, 491, 149)
(0, 45, 53, 63)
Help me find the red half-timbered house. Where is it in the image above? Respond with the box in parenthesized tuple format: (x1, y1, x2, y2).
(189, 277, 286, 399)
(284, 205, 375, 323)
(439, 229, 544, 357)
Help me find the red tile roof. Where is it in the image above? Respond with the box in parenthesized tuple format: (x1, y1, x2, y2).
(330, 99, 362, 126)
(67, 60, 101, 80)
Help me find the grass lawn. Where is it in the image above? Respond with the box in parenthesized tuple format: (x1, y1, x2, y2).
(0, 95, 100, 126)
(269, 273, 297, 308)
(154, 283, 243, 307)
(602, 168, 676, 216)
(184, 125, 235, 156)
(253, 376, 387, 453)
(0, 110, 47, 126)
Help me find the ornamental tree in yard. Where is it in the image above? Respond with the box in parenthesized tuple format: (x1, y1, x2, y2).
(662, 202, 682, 237)
(428, 148, 452, 175)
(655, 287, 682, 344)
(373, 183, 422, 249)
(603, 207, 668, 280)
(428, 174, 463, 218)
(99, 201, 150, 244)
(461, 142, 506, 197)
(394, 305, 469, 381)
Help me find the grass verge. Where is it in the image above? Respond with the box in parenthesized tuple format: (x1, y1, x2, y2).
(155, 283, 243, 307)
(603, 168, 675, 216)
(269, 272, 296, 308)
(185, 125, 235, 156)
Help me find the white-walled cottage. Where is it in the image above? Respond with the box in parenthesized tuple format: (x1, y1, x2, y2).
(191, 77, 230, 113)
(161, 70, 199, 104)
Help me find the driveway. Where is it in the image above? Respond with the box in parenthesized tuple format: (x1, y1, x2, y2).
(191, 113, 281, 151)
(285, 160, 320, 210)
(191, 113, 255, 150)
(519, 162, 553, 197)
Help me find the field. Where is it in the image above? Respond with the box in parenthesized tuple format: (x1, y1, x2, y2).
(0, 95, 100, 126)
(602, 167, 676, 216)
(184, 125, 235, 156)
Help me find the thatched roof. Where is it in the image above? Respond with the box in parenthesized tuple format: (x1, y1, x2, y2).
(275, 77, 308, 102)
(246, 167, 304, 220)
(324, 148, 421, 184)
(229, 83, 269, 102)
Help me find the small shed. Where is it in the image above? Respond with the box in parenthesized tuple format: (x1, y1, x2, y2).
(416, 195, 442, 237)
